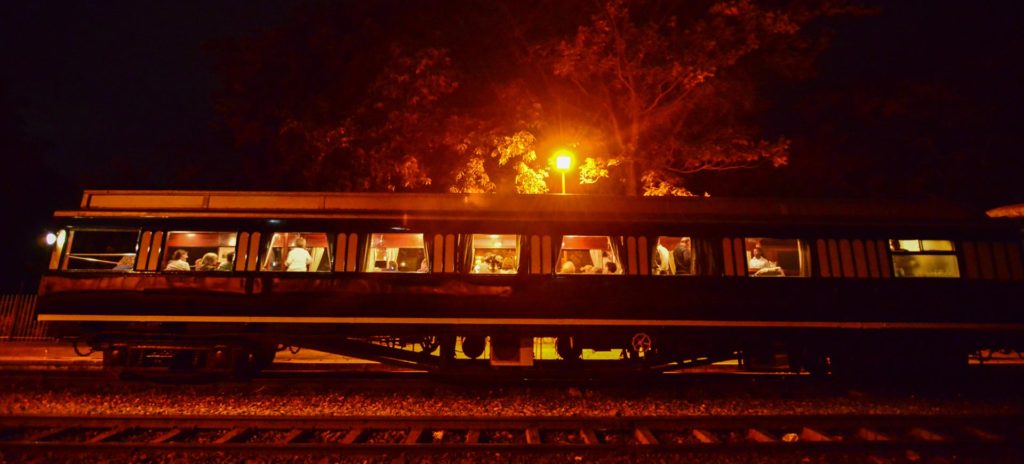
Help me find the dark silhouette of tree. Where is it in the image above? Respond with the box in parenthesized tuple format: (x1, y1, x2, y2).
(212, 0, 856, 195)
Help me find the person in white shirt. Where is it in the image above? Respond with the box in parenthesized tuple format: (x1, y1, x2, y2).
(749, 245, 784, 276)
(748, 246, 770, 273)
(655, 242, 671, 275)
(164, 250, 191, 271)
(285, 237, 312, 272)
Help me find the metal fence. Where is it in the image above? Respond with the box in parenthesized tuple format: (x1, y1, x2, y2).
(0, 294, 51, 341)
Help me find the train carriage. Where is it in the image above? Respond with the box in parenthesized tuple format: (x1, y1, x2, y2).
(36, 190, 1024, 377)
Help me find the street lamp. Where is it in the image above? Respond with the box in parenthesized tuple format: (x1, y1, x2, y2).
(553, 149, 574, 194)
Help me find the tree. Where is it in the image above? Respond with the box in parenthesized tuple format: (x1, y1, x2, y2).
(213, 0, 853, 195)
(535, 0, 851, 195)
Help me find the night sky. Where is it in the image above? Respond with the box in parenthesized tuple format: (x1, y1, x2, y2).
(1, 1, 1022, 289)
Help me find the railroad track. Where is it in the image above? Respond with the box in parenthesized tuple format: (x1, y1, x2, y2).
(1, 414, 1022, 458)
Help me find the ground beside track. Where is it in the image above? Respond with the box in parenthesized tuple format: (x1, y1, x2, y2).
(2, 367, 1023, 417)
(3, 343, 1023, 463)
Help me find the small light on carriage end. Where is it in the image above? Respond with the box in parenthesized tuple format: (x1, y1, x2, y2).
(45, 232, 57, 246)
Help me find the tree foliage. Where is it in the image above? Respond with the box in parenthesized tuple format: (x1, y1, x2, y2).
(212, 0, 855, 195)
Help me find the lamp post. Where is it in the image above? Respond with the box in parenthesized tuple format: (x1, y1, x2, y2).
(553, 149, 574, 194)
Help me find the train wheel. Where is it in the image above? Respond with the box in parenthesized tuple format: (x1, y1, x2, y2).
(630, 333, 653, 356)
(555, 337, 582, 361)
(419, 336, 440, 354)
(439, 335, 456, 366)
(461, 336, 486, 359)
(235, 344, 276, 379)
(252, 344, 277, 371)
(102, 346, 127, 379)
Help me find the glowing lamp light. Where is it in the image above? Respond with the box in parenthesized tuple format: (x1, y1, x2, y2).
(554, 151, 573, 171)
(552, 149, 576, 194)
(45, 232, 57, 246)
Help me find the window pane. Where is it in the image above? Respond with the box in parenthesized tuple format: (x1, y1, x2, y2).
(891, 240, 921, 252)
(66, 230, 138, 271)
(745, 238, 809, 277)
(652, 236, 693, 275)
(165, 231, 237, 272)
(470, 234, 519, 274)
(262, 232, 332, 272)
(365, 233, 426, 273)
(557, 235, 621, 274)
(893, 254, 959, 278)
(921, 240, 954, 252)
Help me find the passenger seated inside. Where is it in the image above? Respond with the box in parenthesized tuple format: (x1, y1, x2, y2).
(556, 236, 622, 275)
(112, 255, 135, 271)
(467, 234, 519, 274)
(894, 256, 921, 277)
(218, 252, 234, 271)
(162, 231, 238, 272)
(748, 245, 785, 276)
(164, 250, 191, 271)
(196, 252, 220, 271)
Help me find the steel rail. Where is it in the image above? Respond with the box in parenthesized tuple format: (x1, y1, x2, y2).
(1, 414, 1021, 456)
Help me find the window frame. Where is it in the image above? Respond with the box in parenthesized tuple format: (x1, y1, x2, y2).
(61, 228, 141, 272)
(260, 231, 335, 273)
(741, 237, 812, 278)
(889, 239, 960, 278)
(554, 235, 625, 275)
(465, 233, 522, 275)
(162, 230, 241, 273)
(362, 232, 429, 273)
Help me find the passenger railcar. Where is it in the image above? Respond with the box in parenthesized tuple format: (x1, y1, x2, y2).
(36, 190, 1024, 377)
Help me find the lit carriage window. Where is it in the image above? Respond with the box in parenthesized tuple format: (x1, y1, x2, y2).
(652, 236, 694, 275)
(261, 232, 332, 272)
(889, 239, 959, 278)
(64, 230, 139, 271)
(556, 236, 622, 275)
(364, 233, 427, 273)
(468, 234, 519, 274)
(164, 232, 238, 272)
(744, 238, 811, 277)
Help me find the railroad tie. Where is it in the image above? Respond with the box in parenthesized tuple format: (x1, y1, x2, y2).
(908, 427, 946, 442)
(403, 428, 423, 444)
(24, 427, 67, 443)
(634, 427, 658, 445)
(963, 426, 1005, 442)
(341, 428, 362, 445)
(691, 429, 719, 444)
(856, 427, 891, 442)
(580, 428, 599, 445)
(747, 428, 776, 443)
(279, 428, 305, 444)
(213, 427, 248, 445)
(87, 426, 127, 444)
(799, 427, 832, 442)
(525, 427, 541, 445)
(149, 429, 183, 444)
